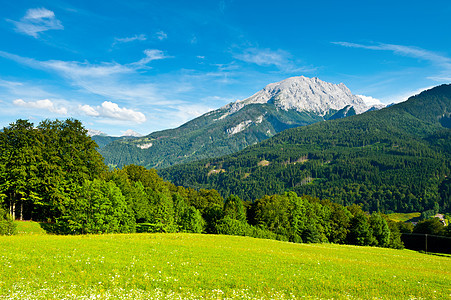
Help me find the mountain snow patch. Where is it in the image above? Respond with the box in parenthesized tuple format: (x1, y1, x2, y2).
(256, 115, 264, 123)
(122, 129, 143, 137)
(87, 129, 107, 137)
(226, 120, 252, 136)
(137, 143, 153, 149)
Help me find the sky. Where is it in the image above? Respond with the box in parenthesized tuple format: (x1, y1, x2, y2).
(1, 0, 451, 136)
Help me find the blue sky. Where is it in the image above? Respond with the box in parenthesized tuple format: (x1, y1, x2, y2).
(1, 0, 450, 136)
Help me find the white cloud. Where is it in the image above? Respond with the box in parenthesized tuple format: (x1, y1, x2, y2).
(155, 31, 167, 40)
(8, 8, 63, 38)
(13, 98, 68, 114)
(78, 101, 146, 123)
(131, 49, 170, 67)
(79, 104, 100, 117)
(357, 95, 384, 106)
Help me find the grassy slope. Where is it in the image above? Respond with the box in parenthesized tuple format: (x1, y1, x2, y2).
(0, 233, 449, 299)
(14, 221, 47, 235)
(387, 212, 421, 223)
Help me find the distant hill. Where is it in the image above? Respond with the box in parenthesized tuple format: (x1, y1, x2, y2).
(97, 76, 380, 169)
(160, 84, 451, 213)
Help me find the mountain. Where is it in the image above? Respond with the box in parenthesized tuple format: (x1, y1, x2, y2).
(122, 129, 143, 137)
(99, 76, 378, 169)
(87, 128, 107, 137)
(159, 84, 451, 214)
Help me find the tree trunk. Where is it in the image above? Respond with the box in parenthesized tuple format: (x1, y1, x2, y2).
(20, 201, 23, 221)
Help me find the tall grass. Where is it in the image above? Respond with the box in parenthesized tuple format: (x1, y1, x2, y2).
(0, 233, 449, 299)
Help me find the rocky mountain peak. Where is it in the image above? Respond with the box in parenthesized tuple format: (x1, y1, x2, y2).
(224, 76, 370, 116)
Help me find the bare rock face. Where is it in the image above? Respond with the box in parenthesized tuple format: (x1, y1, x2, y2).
(224, 76, 370, 116)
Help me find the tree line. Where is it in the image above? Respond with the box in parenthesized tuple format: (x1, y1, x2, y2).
(0, 118, 410, 249)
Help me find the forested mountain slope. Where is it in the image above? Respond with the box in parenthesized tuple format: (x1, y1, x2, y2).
(160, 84, 451, 213)
(98, 76, 377, 169)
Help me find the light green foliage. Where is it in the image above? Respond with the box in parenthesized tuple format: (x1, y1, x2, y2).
(369, 212, 390, 247)
(251, 193, 329, 243)
(173, 194, 205, 233)
(385, 219, 404, 249)
(145, 191, 176, 232)
(57, 179, 134, 234)
(0, 233, 449, 299)
(178, 206, 205, 233)
(223, 194, 246, 222)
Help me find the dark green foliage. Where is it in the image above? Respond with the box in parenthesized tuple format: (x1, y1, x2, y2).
(397, 222, 414, 234)
(0, 207, 16, 235)
(223, 195, 246, 222)
(413, 218, 445, 235)
(325, 201, 351, 244)
(0, 119, 41, 221)
(420, 209, 437, 220)
(160, 84, 451, 214)
(346, 205, 376, 246)
(347, 213, 375, 246)
(0, 119, 106, 222)
(214, 191, 400, 248)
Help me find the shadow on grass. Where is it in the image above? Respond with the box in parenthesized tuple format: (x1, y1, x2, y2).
(39, 222, 61, 234)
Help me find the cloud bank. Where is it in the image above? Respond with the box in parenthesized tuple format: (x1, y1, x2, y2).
(79, 101, 146, 123)
(13, 98, 67, 114)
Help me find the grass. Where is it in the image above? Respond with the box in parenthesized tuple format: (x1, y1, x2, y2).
(387, 212, 421, 223)
(14, 220, 47, 235)
(0, 232, 450, 299)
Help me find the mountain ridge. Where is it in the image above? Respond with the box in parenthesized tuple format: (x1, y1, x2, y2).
(97, 76, 380, 169)
(159, 84, 451, 213)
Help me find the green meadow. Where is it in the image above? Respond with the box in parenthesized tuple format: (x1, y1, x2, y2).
(0, 231, 450, 299)
(387, 213, 421, 223)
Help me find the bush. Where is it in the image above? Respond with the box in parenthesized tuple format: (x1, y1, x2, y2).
(214, 217, 283, 241)
(0, 208, 16, 235)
